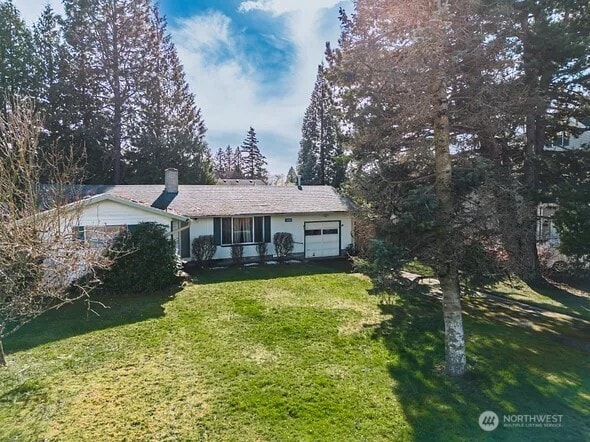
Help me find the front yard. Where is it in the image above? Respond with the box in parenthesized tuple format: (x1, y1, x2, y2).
(1, 263, 588, 441)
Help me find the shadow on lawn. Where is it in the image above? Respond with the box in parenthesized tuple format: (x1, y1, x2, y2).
(531, 278, 590, 320)
(192, 259, 351, 285)
(4, 285, 182, 355)
(484, 277, 590, 322)
(373, 293, 589, 440)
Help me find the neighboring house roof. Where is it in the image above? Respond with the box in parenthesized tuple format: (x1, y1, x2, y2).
(216, 178, 266, 186)
(44, 185, 352, 217)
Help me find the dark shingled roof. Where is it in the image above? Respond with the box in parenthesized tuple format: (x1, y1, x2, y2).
(52, 185, 351, 217)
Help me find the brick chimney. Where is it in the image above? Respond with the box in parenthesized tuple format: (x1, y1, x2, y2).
(165, 168, 179, 194)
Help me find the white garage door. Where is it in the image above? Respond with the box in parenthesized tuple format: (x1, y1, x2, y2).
(304, 221, 340, 258)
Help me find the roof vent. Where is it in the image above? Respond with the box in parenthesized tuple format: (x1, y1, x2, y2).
(165, 168, 179, 194)
(297, 175, 302, 190)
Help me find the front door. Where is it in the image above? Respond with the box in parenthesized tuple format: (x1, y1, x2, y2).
(180, 221, 190, 258)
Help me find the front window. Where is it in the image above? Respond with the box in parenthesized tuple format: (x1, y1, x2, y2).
(221, 216, 265, 245)
(233, 217, 253, 244)
(77, 225, 126, 247)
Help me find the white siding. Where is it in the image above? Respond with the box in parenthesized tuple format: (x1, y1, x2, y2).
(77, 200, 174, 228)
(189, 212, 353, 260)
(76, 200, 180, 253)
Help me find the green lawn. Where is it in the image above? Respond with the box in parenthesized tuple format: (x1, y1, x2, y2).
(1, 262, 588, 441)
(485, 277, 590, 321)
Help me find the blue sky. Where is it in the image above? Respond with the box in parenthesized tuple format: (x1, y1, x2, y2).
(15, 0, 353, 175)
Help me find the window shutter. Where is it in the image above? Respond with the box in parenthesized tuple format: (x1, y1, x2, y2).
(213, 218, 222, 245)
(77, 226, 85, 240)
(264, 216, 271, 243)
(254, 217, 263, 243)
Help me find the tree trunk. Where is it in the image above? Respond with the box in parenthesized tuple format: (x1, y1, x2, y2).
(111, 6, 123, 185)
(319, 80, 326, 185)
(0, 340, 6, 367)
(516, 109, 542, 282)
(433, 74, 466, 377)
(113, 102, 122, 184)
(518, 15, 543, 283)
(439, 265, 466, 376)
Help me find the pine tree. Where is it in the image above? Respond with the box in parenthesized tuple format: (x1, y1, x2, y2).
(126, 6, 213, 184)
(224, 145, 233, 176)
(213, 147, 226, 177)
(213, 145, 235, 178)
(61, 0, 155, 184)
(232, 146, 244, 179)
(33, 5, 62, 109)
(297, 64, 345, 187)
(0, 1, 36, 112)
(328, 0, 515, 376)
(32, 5, 66, 172)
(286, 166, 298, 184)
(241, 127, 268, 181)
(502, 0, 590, 281)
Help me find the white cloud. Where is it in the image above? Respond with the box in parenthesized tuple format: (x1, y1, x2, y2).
(173, 12, 231, 48)
(238, 0, 344, 15)
(171, 2, 352, 174)
(12, 0, 64, 24)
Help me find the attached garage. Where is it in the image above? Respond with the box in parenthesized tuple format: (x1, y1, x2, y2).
(304, 221, 341, 258)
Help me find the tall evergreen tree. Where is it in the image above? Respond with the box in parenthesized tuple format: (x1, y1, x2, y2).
(286, 166, 298, 184)
(32, 5, 66, 171)
(213, 147, 226, 177)
(213, 145, 236, 178)
(241, 127, 268, 181)
(328, 0, 514, 376)
(224, 145, 234, 175)
(232, 146, 244, 179)
(503, 0, 590, 281)
(33, 5, 62, 109)
(297, 64, 345, 187)
(0, 1, 36, 112)
(62, 0, 154, 184)
(126, 7, 213, 184)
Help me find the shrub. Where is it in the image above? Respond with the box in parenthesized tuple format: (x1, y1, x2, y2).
(273, 232, 294, 262)
(191, 235, 217, 267)
(101, 222, 180, 294)
(255, 242, 268, 264)
(231, 244, 244, 266)
(345, 243, 357, 257)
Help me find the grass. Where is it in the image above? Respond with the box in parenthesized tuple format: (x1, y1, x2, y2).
(0, 262, 588, 441)
(484, 277, 590, 321)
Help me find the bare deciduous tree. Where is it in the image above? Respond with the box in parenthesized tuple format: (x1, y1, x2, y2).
(0, 97, 113, 366)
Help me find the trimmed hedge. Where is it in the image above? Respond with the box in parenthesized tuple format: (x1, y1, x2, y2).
(101, 222, 180, 294)
(192, 235, 217, 267)
(231, 244, 244, 266)
(273, 232, 294, 262)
